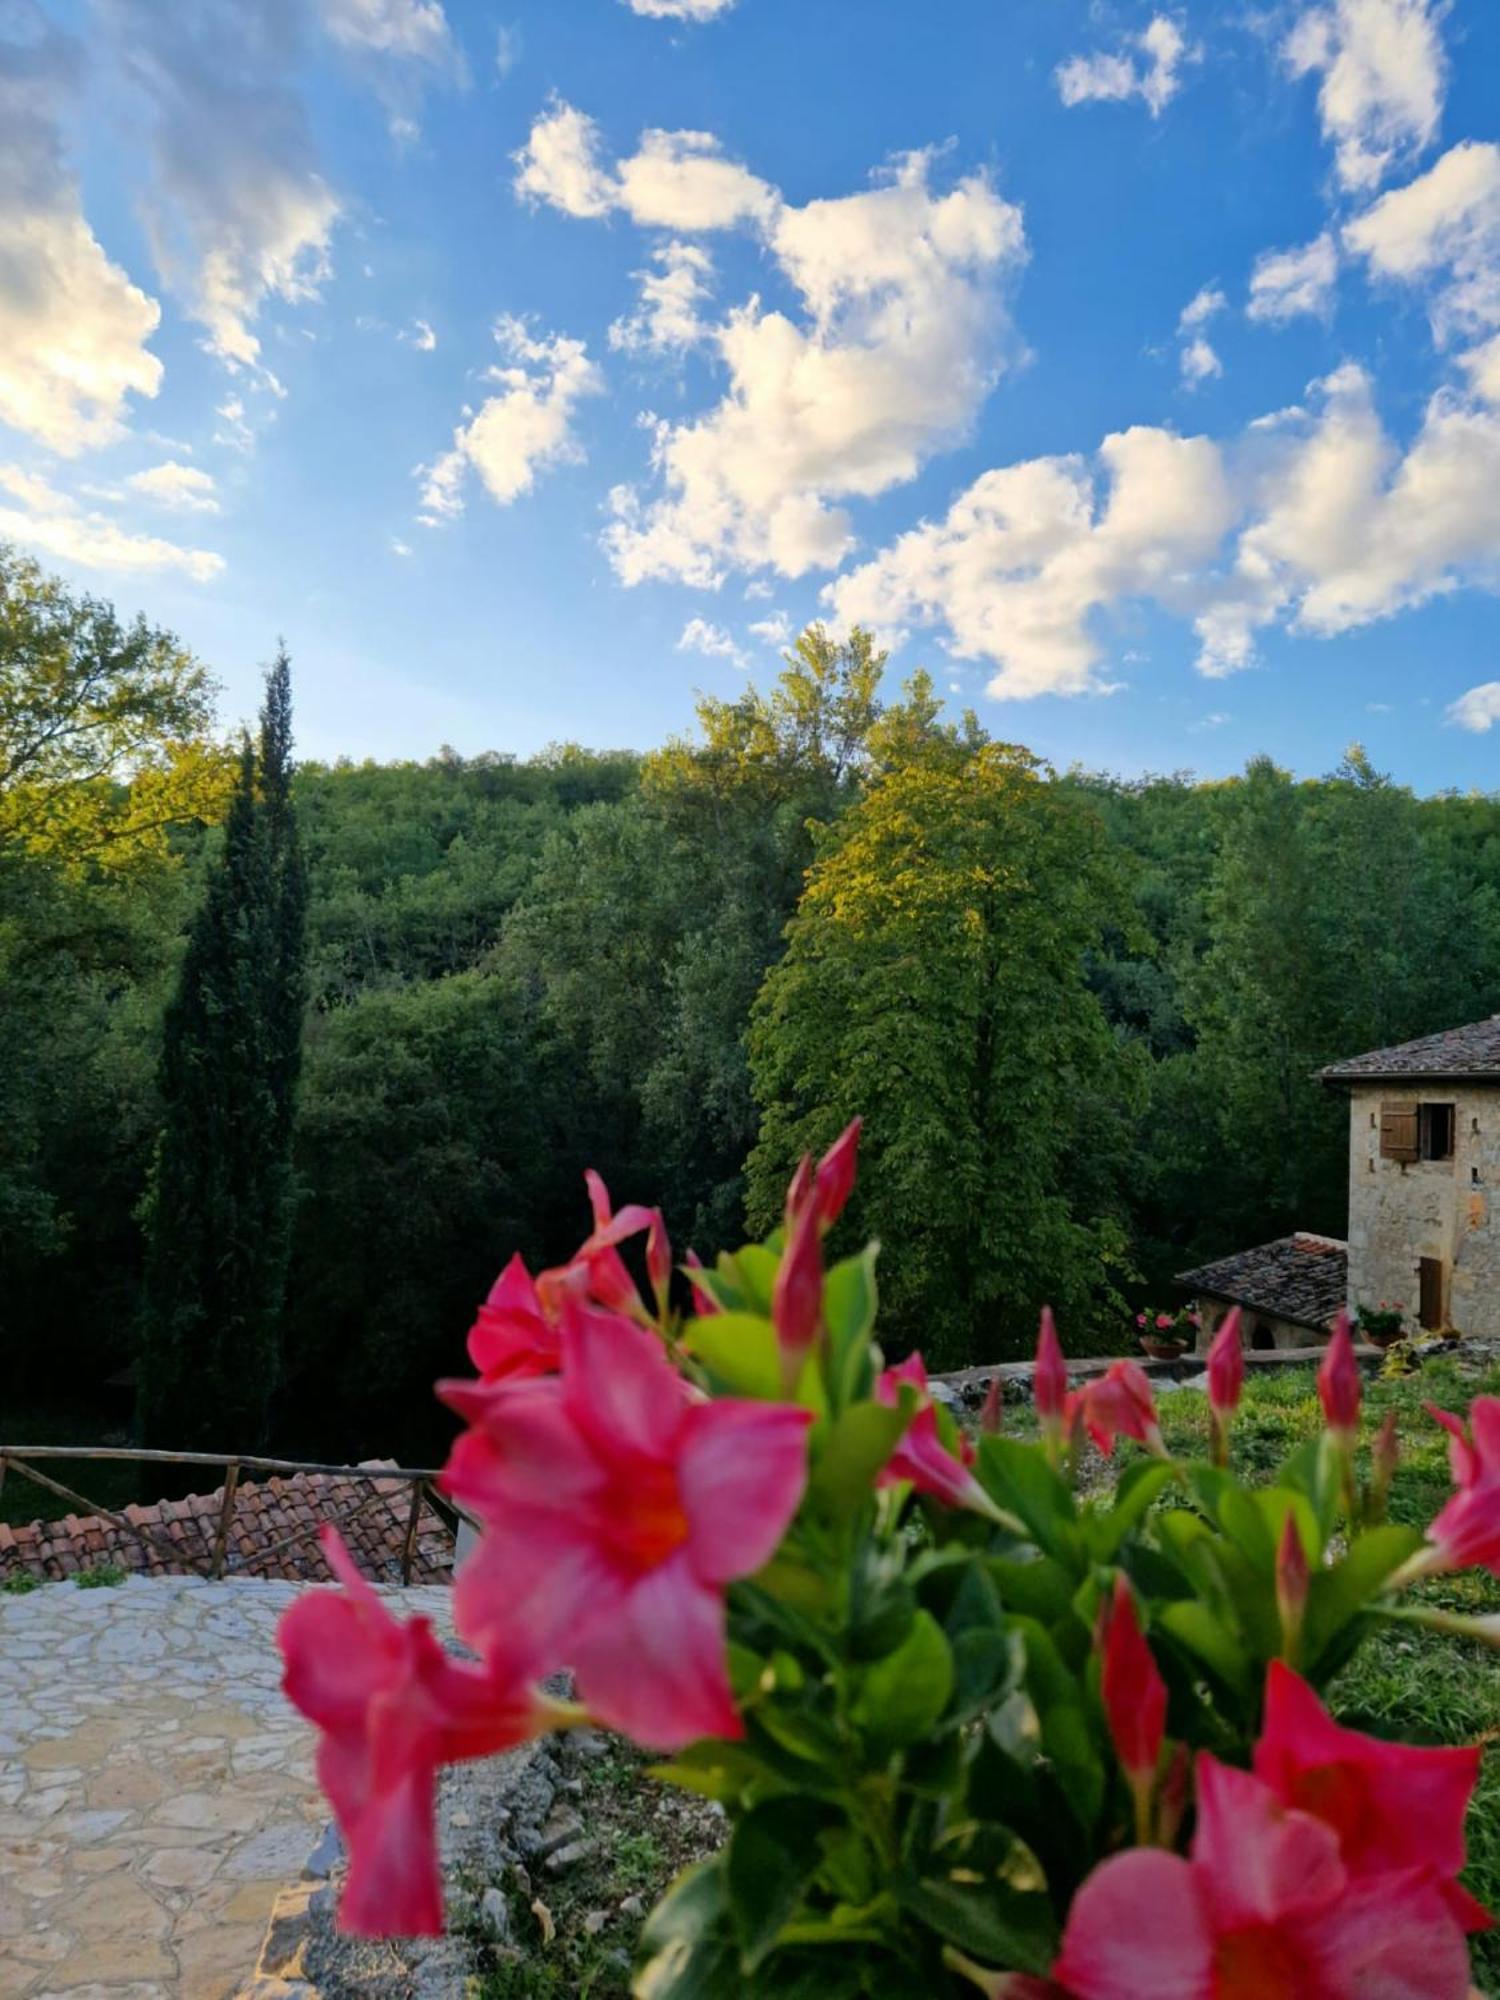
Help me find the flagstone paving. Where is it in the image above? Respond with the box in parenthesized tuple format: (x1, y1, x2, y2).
(0, 1574, 453, 2000)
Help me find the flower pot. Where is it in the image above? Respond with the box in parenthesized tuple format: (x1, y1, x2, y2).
(1362, 1323, 1404, 1350)
(1140, 1336, 1189, 1361)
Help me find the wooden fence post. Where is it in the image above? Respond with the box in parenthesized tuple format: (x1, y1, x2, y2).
(401, 1479, 424, 1586)
(211, 1462, 240, 1579)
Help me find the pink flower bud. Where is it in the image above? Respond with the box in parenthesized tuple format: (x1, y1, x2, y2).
(783, 1152, 814, 1230)
(980, 1374, 1004, 1436)
(772, 1193, 824, 1390)
(813, 1117, 861, 1230)
(1034, 1307, 1070, 1427)
(1100, 1574, 1167, 1787)
(683, 1247, 720, 1318)
(1207, 1308, 1244, 1418)
(646, 1209, 671, 1319)
(1155, 1313, 1173, 1331)
(1318, 1313, 1362, 1440)
(1276, 1514, 1309, 1662)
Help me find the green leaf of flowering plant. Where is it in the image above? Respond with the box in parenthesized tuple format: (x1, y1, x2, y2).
(635, 1856, 739, 2000)
(726, 1795, 842, 1972)
(809, 1398, 912, 1524)
(822, 1243, 880, 1411)
(1006, 1615, 1104, 1828)
(976, 1436, 1083, 1569)
(1081, 1458, 1174, 1560)
(897, 1825, 1058, 1976)
(1300, 1522, 1425, 1680)
(851, 1608, 955, 1748)
(685, 1311, 826, 1413)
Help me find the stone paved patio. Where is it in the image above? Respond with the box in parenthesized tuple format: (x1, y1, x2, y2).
(0, 1574, 452, 2000)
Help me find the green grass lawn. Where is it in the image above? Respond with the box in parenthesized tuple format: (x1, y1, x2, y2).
(1000, 1355, 1500, 1980)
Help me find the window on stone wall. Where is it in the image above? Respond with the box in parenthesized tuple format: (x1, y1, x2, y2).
(1419, 1103, 1455, 1161)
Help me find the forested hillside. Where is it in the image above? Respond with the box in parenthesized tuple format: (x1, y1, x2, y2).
(6, 548, 1500, 1466)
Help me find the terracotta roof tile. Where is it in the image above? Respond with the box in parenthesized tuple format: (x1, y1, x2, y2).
(0, 1462, 455, 1588)
(1177, 1233, 1349, 1332)
(1321, 1016, 1500, 1082)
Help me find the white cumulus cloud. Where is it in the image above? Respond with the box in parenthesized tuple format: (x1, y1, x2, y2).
(514, 99, 775, 231)
(610, 242, 715, 355)
(1344, 141, 1500, 344)
(605, 149, 1027, 587)
(1447, 682, 1500, 732)
(418, 316, 602, 518)
(749, 611, 792, 646)
(0, 11, 163, 453)
(677, 616, 746, 665)
(1055, 15, 1194, 119)
(0, 463, 223, 580)
(105, 0, 341, 373)
(826, 427, 1235, 699)
(824, 363, 1500, 697)
(125, 460, 220, 513)
(1248, 232, 1339, 322)
(623, 0, 737, 17)
(1180, 336, 1223, 387)
(1282, 0, 1445, 191)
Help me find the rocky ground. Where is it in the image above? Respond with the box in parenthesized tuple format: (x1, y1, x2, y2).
(251, 1725, 722, 1999)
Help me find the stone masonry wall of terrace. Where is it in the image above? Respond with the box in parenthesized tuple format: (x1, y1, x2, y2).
(1346, 1083, 1500, 1342)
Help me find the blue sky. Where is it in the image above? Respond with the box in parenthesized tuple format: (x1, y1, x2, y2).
(3, 0, 1500, 788)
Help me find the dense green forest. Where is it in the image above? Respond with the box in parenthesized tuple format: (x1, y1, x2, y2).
(5, 544, 1500, 1469)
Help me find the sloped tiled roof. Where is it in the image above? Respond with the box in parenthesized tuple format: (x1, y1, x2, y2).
(0, 1462, 455, 1586)
(1321, 1016, 1500, 1082)
(1176, 1233, 1348, 1332)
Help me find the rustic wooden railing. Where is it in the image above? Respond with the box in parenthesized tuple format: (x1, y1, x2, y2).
(0, 1446, 459, 1586)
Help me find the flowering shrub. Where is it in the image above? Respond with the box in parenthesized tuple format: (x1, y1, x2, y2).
(1133, 1306, 1197, 1348)
(1357, 1299, 1407, 1343)
(278, 1125, 1499, 1996)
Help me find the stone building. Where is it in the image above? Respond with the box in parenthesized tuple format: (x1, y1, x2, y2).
(1320, 1016, 1500, 1342)
(1176, 1233, 1349, 1352)
(1177, 1013, 1500, 1352)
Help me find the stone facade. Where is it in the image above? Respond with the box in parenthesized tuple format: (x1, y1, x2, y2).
(1194, 1296, 1318, 1354)
(1345, 1082, 1500, 1341)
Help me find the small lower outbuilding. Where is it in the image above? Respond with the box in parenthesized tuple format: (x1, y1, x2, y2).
(1176, 1232, 1348, 1354)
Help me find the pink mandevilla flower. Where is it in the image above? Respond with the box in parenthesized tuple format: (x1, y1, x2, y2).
(1409, 1397, 1500, 1579)
(579, 1168, 659, 1326)
(1054, 1741, 1476, 1999)
(465, 1173, 663, 1380)
(1073, 1360, 1166, 1459)
(466, 1251, 565, 1382)
(1253, 1661, 1489, 1933)
(278, 1528, 557, 1936)
(875, 1353, 993, 1515)
(439, 1301, 812, 1750)
(1098, 1575, 1166, 1792)
(1318, 1311, 1362, 1440)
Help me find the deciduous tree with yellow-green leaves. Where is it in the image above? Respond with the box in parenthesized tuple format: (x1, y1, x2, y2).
(0, 543, 229, 871)
(747, 742, 1144, 1366)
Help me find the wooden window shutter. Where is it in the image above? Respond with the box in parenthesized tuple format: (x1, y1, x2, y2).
(1380, 1102, 1419, 1162)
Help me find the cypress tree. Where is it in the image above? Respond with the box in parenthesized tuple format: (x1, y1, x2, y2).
(136, 653, 308, 1459)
